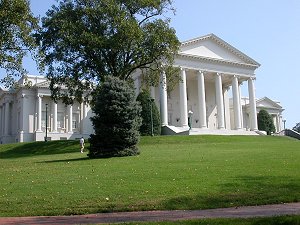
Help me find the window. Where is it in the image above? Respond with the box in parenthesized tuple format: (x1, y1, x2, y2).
(72, 113, 79, 131)
(72, 120, 77, 129)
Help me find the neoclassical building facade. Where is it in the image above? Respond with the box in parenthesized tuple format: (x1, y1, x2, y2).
(0, 75, 93, 144)
(134, 34, 275, 135)
(0, 34, 285, 143)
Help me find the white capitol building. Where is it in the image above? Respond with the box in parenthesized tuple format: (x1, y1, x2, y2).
(0, 34, 284, 143)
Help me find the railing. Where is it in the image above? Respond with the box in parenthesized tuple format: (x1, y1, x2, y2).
(284, 129, 300, 140)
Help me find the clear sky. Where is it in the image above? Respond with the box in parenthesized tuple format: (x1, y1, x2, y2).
(19, 0, 300, 128)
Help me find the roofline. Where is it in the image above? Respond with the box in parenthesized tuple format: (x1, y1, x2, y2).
(256, 97, 283, 109)
(180, 33, 261, 67)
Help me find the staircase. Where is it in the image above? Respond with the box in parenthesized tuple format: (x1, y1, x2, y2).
(161, 126, 259, 136)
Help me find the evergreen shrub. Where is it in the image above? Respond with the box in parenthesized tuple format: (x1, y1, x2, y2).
(88, 76, 142, 158)
(257, 109, 275, 135)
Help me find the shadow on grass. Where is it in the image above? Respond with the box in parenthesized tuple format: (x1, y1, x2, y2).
(41, 157, 90, 163)
(0, 140, 82, 159)
(163, 175, 300, 210)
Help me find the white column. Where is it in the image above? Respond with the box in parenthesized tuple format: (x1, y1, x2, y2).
(52, 103, 57, 132)
(20, 94, 25, 132)
(150, 86, 156, 100)
(232, 76, 242, 130)
(179, 68, 188, 127)
(159, 71, 168, 126)
(275, 114, 280, 132)
(197, 71, 207, 128)
(248, 77, 258, 131)
(80, 102, 84, 134)
(238, 82, 244, 128)
(36, 95, 42, 132)
(215, 73, 225, 129)
(1, 103, 5, 136)
(0, 106, 2, 136)
(4, 102, 10, 135)
(68, 105, 73, 133)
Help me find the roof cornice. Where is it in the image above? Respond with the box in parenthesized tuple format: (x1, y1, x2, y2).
(177, 52, 259, 69)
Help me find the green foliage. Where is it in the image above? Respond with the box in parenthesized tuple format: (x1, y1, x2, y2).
(37, 0, 180, 104)
(136, 90, 161, 136)
(88, 76, 142, 158)
(0, 0, 39, 87)
(293, 122, 300, 133)
(257, 109, 276, 135)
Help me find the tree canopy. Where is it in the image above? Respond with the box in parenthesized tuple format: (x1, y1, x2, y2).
(37, 0, 180, 104)
(0, 0, 39, 87)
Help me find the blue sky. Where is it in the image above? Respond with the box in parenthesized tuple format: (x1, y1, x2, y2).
(21, 0, 300, 128)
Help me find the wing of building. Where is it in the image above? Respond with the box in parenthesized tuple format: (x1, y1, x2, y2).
(0, 34, 284, 143)
(0, 75, 93, 144)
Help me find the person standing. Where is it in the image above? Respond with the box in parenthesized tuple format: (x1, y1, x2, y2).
(80, 137, 85, 153)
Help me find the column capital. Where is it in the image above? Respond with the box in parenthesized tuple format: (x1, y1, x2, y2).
(197, 70, 206, 75)
(249, 76, 256, 81)
(37, 94, 43, 98)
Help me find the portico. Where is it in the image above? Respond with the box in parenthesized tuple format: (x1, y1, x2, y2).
(138, 34, 261, 135)
(158, 69, 258, 132)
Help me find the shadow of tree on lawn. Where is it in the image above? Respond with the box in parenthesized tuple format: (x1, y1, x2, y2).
(0, 140, 89, 159)
(41, 157, 90, 163)
(163, 175, 300, 210)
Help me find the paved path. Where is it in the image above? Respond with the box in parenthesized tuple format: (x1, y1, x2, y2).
(1, 203, 300, 225)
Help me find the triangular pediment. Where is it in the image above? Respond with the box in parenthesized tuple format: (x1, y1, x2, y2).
(179, 34, 260, 67)
(256, 97, 282, 109)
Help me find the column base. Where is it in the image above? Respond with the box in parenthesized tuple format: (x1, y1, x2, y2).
(235, 128, 243, 131)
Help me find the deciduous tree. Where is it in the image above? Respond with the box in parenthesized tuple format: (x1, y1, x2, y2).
(37, 0, 180, 104)
(0, 0, 39, 87)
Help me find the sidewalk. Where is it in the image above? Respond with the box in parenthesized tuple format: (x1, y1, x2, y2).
(1, 203, 300, 225)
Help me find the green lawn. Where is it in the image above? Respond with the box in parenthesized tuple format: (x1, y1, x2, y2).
(0, 135, 300, 217)
(122, 215, 300, 225)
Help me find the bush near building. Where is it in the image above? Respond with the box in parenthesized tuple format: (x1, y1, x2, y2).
(257, 109, 275, 135)
(137, 90, 161, 136)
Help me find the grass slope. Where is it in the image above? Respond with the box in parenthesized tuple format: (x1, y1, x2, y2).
(123, 215, 300, 225)
(0, 135, 300, 217)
